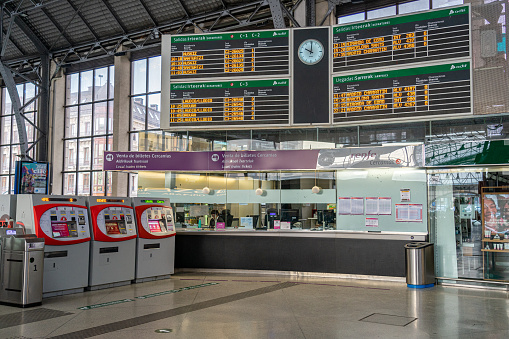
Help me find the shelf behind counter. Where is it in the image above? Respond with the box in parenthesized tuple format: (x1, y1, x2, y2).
(175, 229, 427, 278)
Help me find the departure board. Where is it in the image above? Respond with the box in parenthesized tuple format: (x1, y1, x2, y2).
(169, 79, 290, 127)
(332, 6, 470, 73)
(169, 30, 289, 79)
(332, 62, 471, 123)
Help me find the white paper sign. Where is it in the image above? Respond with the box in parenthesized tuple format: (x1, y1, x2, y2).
(365, 218, 379, 227)
(281, 221, 291, 229)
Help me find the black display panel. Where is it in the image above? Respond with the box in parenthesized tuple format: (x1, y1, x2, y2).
(170, 30, 289, 79)
(169, 79, 290, 127)
(332, 62, 471, 123)
(293, 27, 330, 124)
(332, 6, 470, 73)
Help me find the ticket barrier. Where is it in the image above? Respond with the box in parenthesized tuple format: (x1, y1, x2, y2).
(132, 198, 176, 283)
(15, 195, 91, 297)
(0, 230, 44, 307)
(87, 197, 137, 290)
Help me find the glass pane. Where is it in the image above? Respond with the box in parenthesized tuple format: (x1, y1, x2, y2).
(66, 73, 79, 105)
(3, 88, 12, 115)
(80, 70, 93, 103)
(65, 106, 78, 138)
(63, 173, 76, 195)
(108, 65, 115, 99)
(131, 95, 146, 131)
(79, 104, 92, 137)
(0, 146, 10, 174)
(133, 59, 147, 95)
(25, 83, 36, 111)
(148, 56, 161, 92)
(108, 101, 113, 134)
(94, 102, 107, 135)
(92, 171, 105, 196)
(78, 172, 90, 195)
(12, 119, 19, 144)
(147, 93, 161, 129)
(16, 84, 23, 105)
(64, 140, 77, 171)
(399, 0, 430, 14)
(25, 113, 35, 142)
(93, 137, 106, 170)
(0, 176, 9, 194)
(9, 176, 14, 194)
(94, 67, 108, 101)
(432, 0, 463, 8)
(107, 136, 112, 151)
(10, 145, 19, 173)
(367, 6, 396, 19)
(1, 116, 12, 144)
(130, 132, 139, 151)
(337, 12, 364, 24)
(78, 138, 91, 170)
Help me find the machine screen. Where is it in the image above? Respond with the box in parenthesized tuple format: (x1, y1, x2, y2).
(148, 220, 163, 233)
(105, 220, 127, 235)
(51, 221, 78, 238)
(6, 230, 15, 235)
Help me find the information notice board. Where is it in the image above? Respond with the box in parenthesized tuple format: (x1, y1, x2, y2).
(332, 62, 471, 123)
(169, 79, 290, 127)
(332, 6, 470, 73)
(169, 29, 289, 79)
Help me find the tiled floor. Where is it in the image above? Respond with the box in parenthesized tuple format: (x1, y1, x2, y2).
(1, 272, 509, 338)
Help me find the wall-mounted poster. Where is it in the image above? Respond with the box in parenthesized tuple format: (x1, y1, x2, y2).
(14, 161, 49, 194)
(482, 193, 509, 234)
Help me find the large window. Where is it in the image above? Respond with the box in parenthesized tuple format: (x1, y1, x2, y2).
(0, 83, 38, 194)
(63, 66, 114, 196)
(131, 56, 162, 152)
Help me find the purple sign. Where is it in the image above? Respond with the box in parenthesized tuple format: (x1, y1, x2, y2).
(103, 145, 423, 171)
(104, 150, 320, 171)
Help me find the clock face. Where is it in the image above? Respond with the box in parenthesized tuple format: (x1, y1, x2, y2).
(298, 39, 324, 65)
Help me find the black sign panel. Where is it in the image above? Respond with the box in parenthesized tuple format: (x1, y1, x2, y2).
(170, 30, 289, 79)
(293, 27, 330, 124)
(332, 6, 470, 73)
(169, 80, 290, 127)
(332, 62, 471, 123)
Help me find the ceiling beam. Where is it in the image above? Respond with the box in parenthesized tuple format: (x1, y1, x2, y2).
(64, 0, 100, 41)
(1, 28, 28, 55)
(98, 0, 128, 34)
(135, 0, 158, 27)
(40, 7, 74, 46)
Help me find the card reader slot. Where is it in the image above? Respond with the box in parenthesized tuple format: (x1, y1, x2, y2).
(6, 259, 22, 262)
(44, 251, 68, 258)
(99, 246, 119, 254)
(143, 243, 160, 250)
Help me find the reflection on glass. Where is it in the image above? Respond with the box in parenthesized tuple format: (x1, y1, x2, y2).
(66, 73, 79, 104)
(93, 137, 106, 170)
(94, 102, 107, 135)
(148, 56, 161, 93)
(94, 67, 108, 101)
(78, 139, 91, 170)
(78, 172, 90, 195)
(133, 59, 147, 95)
(147, 93, 161, 129)
(131, 96, 146, 131)
(92, 171, 105, 196)
(432, 0, 463, 9)
(80, 70, 93, 103)
(109, 66, 114, 99)
(64, 173, 76, 195)
(367, 6, 396, 19)
(25, 83, 36, 111)
(79, 104, 92, 137)
(399, 0, 429, 14)
(0, 146, 10, 174)
(1, 116, 11, 144)
(65, 107, 78, 138)
(338, 12, 364, 24)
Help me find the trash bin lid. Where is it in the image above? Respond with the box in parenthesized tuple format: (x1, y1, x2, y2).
(404, 242, 433, 249)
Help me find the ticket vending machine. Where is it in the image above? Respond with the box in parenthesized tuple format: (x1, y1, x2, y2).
(87, 197, 137, 290)
(15, 195, 91, 297)
(132, 198, 176, 283)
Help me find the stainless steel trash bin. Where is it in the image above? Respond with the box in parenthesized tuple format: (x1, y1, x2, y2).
(0, 234, 44, 307)
(405, 242, 435, 288)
